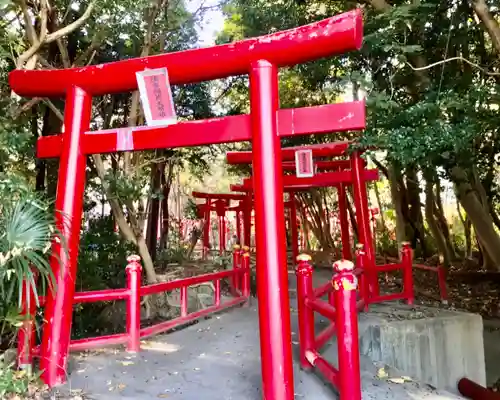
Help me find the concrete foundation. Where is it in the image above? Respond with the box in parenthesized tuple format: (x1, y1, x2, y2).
(359, 303, 486, 393)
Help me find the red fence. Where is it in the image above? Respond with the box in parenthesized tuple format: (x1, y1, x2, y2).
(381, 250, 448, 304)
(359, 242, 415, 305)
(293, 242, 421, 398)
(295, 255, 362, 399)
(17, 249, 251, 368)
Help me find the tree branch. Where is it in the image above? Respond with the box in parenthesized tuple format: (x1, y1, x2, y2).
(45, 0, 95, 43)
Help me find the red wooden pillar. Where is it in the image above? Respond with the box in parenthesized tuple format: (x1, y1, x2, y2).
(40, 86, 92, 387)
(351, 151, 378, 296)
(295, 254, 315, 370)
(337, 183, 351, 260)
(243, 195, 252, 248)
(333, 260, 362, 400)
(218, 215, 225, 255)
(216, 200, 226, 255)
(236, 209, 242, 244)
(203, 200, 210, 259)
(125, 255, 142, 353)
(250, 60, 294, 400)
(289, 192, 299, 261)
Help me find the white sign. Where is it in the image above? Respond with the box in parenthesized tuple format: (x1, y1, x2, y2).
(136, 68, 177, 127)
(295, 149, 314, 178)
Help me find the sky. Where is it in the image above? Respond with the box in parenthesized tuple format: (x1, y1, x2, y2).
(185, 0, 226, 46)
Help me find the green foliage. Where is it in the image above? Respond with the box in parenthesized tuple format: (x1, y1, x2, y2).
(0, 357, 41, 398)
(0, 194, 59, 340)
(184, 198, 199, 220)
(72, 216, 134, 338)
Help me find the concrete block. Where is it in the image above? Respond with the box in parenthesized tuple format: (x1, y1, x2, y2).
(359, 303, 486, 393)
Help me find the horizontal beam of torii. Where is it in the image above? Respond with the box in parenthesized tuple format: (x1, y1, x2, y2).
(192, 191, 249, 201)
(226, 141, 353, 165)
(10, 11, 362, 97)
(230, 169, 379, 192)
(36, 103, 365, 158)
(281, 159, 354, 171)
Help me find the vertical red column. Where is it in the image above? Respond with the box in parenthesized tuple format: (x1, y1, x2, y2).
(295, 254, 315, 370)
(351, 152, 378, 296)
(243, 195, 252, 248)
(40, 86, 91, 386)
(289, 192, 299, 262)
(250, 60, 294, 400)
(337, 183, 351, 260)
(333, 260, 362, 400)
(126, 255, 142, 353)
(203, 201, 210, 259)
(236, 209, 242, 243)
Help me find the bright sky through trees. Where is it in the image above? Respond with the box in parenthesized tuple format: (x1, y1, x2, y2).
(186, 0, 224, 45)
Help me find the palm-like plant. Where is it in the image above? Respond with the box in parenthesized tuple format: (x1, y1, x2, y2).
(0, 195, 60, 334)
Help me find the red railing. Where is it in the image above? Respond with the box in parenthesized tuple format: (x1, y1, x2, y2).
(295, 255, 362, 399)
(358, 242, 415, 306)
(380, 250, 448, 304)
(413, 261, 448, 303)
(17, 247, 251, 368)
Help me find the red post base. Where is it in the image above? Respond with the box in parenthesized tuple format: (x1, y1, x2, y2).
(241, 251, 251, 306)
(126, 255, 142, 353)
(401, 242, 415, 305)
(333, 260, 362, 400)
(295, 254, 315, 370)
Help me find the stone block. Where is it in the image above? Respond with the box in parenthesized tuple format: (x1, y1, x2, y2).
(359, 303, 486, 393)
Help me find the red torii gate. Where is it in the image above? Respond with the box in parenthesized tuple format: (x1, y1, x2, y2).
(194, 191, 300, 257)
(230, 156, 379, 261)
(192, 191, 252, 256)
(9, 8, 364, 397)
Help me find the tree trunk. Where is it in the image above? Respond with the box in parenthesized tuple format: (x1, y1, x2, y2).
(297, 190, 335, 250)
(92, 154, 159, 283)
(159, 160, 174, 251)
(465, 216, 473, 259)
(433, 175, 456, 259)
(186, 220, 204, 259)
(424, 171, 452, 267)
(406, 166, 427, 256)
(146, 162, 163, 260)
(345, 190, 359, 241)
(451, 166, 500, 270)
(373, 181, 386, 230)
(457, 199, 473, 260)
(470, 0, 500, 55)
(388, 163, 407, 250)
(40, 106, 63, 198)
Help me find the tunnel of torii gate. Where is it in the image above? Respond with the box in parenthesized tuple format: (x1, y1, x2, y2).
(227, 141, 378, 267)
(9, 7, 364, 397)
(192, 190, 300, 257)
(192, 191, 251, 257)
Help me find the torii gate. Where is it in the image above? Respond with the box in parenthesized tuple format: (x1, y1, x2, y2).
(9, 9, 364, 397)
(192, 191, 252, 256)
(194, 191, 301, 257)
(230, 153, 378, 261)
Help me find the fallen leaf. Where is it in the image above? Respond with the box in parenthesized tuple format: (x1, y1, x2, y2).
(120, 360, 134, 366)
(377, 367, 388, 379)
